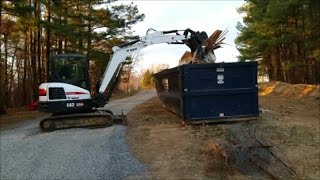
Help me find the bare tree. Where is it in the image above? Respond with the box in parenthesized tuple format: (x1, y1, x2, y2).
(119, 52, 143, 93)
(149, 64, 170, 73)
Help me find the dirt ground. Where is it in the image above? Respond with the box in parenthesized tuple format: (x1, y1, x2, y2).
(0, 109, 47, 131)
(126, 82, 320, 179)
(1, 83, 319, 179)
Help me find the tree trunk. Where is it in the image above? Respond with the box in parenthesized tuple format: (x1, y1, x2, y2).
(0, 1, 5, 114)
(270, 51, 277, 81)
(46, 0, 51, 81)
(280, 46, 287, 82)
(30, 31, 37, 102)
(275, 47, 284, 82)
(58, 38, 63, 53)
(37, 0, 42, 83)
(9, 56, 15, 107)
(23, 32, 28, 105)
(58, 8, 62, 53)
(264, 53, 274, 81)
(41, 46, 46, 82)
(64, 37, 68, 52)
(87, 2, 92, 57)
(4, 34, 8, 109)
(16, 51, 22, 107)
(33, 34, 38, 101)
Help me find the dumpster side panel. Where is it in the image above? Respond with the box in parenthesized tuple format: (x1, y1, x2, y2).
(184, 89, 258, 120)
(181, 62, 259, 121)
(155, 62, 259, 122)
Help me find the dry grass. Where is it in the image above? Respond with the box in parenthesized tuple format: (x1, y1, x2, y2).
(259, 81, 320, 98)
(126, 97, 209, 179)
(126, 82, 320, 179)
(0, 110, 46, 130)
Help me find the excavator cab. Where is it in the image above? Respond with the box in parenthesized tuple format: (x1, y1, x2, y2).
(38, 54, 93, 115)
(49, 54, 90, 90)
(38, 54, 117, 131)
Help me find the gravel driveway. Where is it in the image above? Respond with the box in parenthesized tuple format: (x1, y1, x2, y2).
(0, 90, 156, 180)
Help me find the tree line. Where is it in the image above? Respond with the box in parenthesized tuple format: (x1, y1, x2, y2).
(0, 0, 144, 113)
(236, 0, 320, 84)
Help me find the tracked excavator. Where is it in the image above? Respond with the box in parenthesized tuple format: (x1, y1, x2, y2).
(38, 28, 216, 131)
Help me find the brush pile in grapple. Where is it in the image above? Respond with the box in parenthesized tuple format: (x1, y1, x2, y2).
(179, 29, 228, 65)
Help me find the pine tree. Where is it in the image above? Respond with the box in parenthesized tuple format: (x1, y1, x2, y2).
(141, 70, 155, 89)
(236, 0, 320, 84)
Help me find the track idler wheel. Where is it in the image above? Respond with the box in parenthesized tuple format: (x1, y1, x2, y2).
(40, 119, 56, 132)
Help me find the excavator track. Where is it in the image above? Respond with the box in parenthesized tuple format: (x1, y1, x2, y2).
(39, 110, 125, 132)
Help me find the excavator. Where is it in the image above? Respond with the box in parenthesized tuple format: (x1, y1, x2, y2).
(38, 28, 216, 131)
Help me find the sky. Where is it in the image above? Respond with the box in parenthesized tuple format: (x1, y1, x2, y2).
(111, 0, 246, 71)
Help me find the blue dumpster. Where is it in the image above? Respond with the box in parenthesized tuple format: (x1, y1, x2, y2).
(154, 62, 259, 123)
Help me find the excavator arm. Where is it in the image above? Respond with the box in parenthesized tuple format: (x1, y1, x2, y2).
(94, 29, 210, 107)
